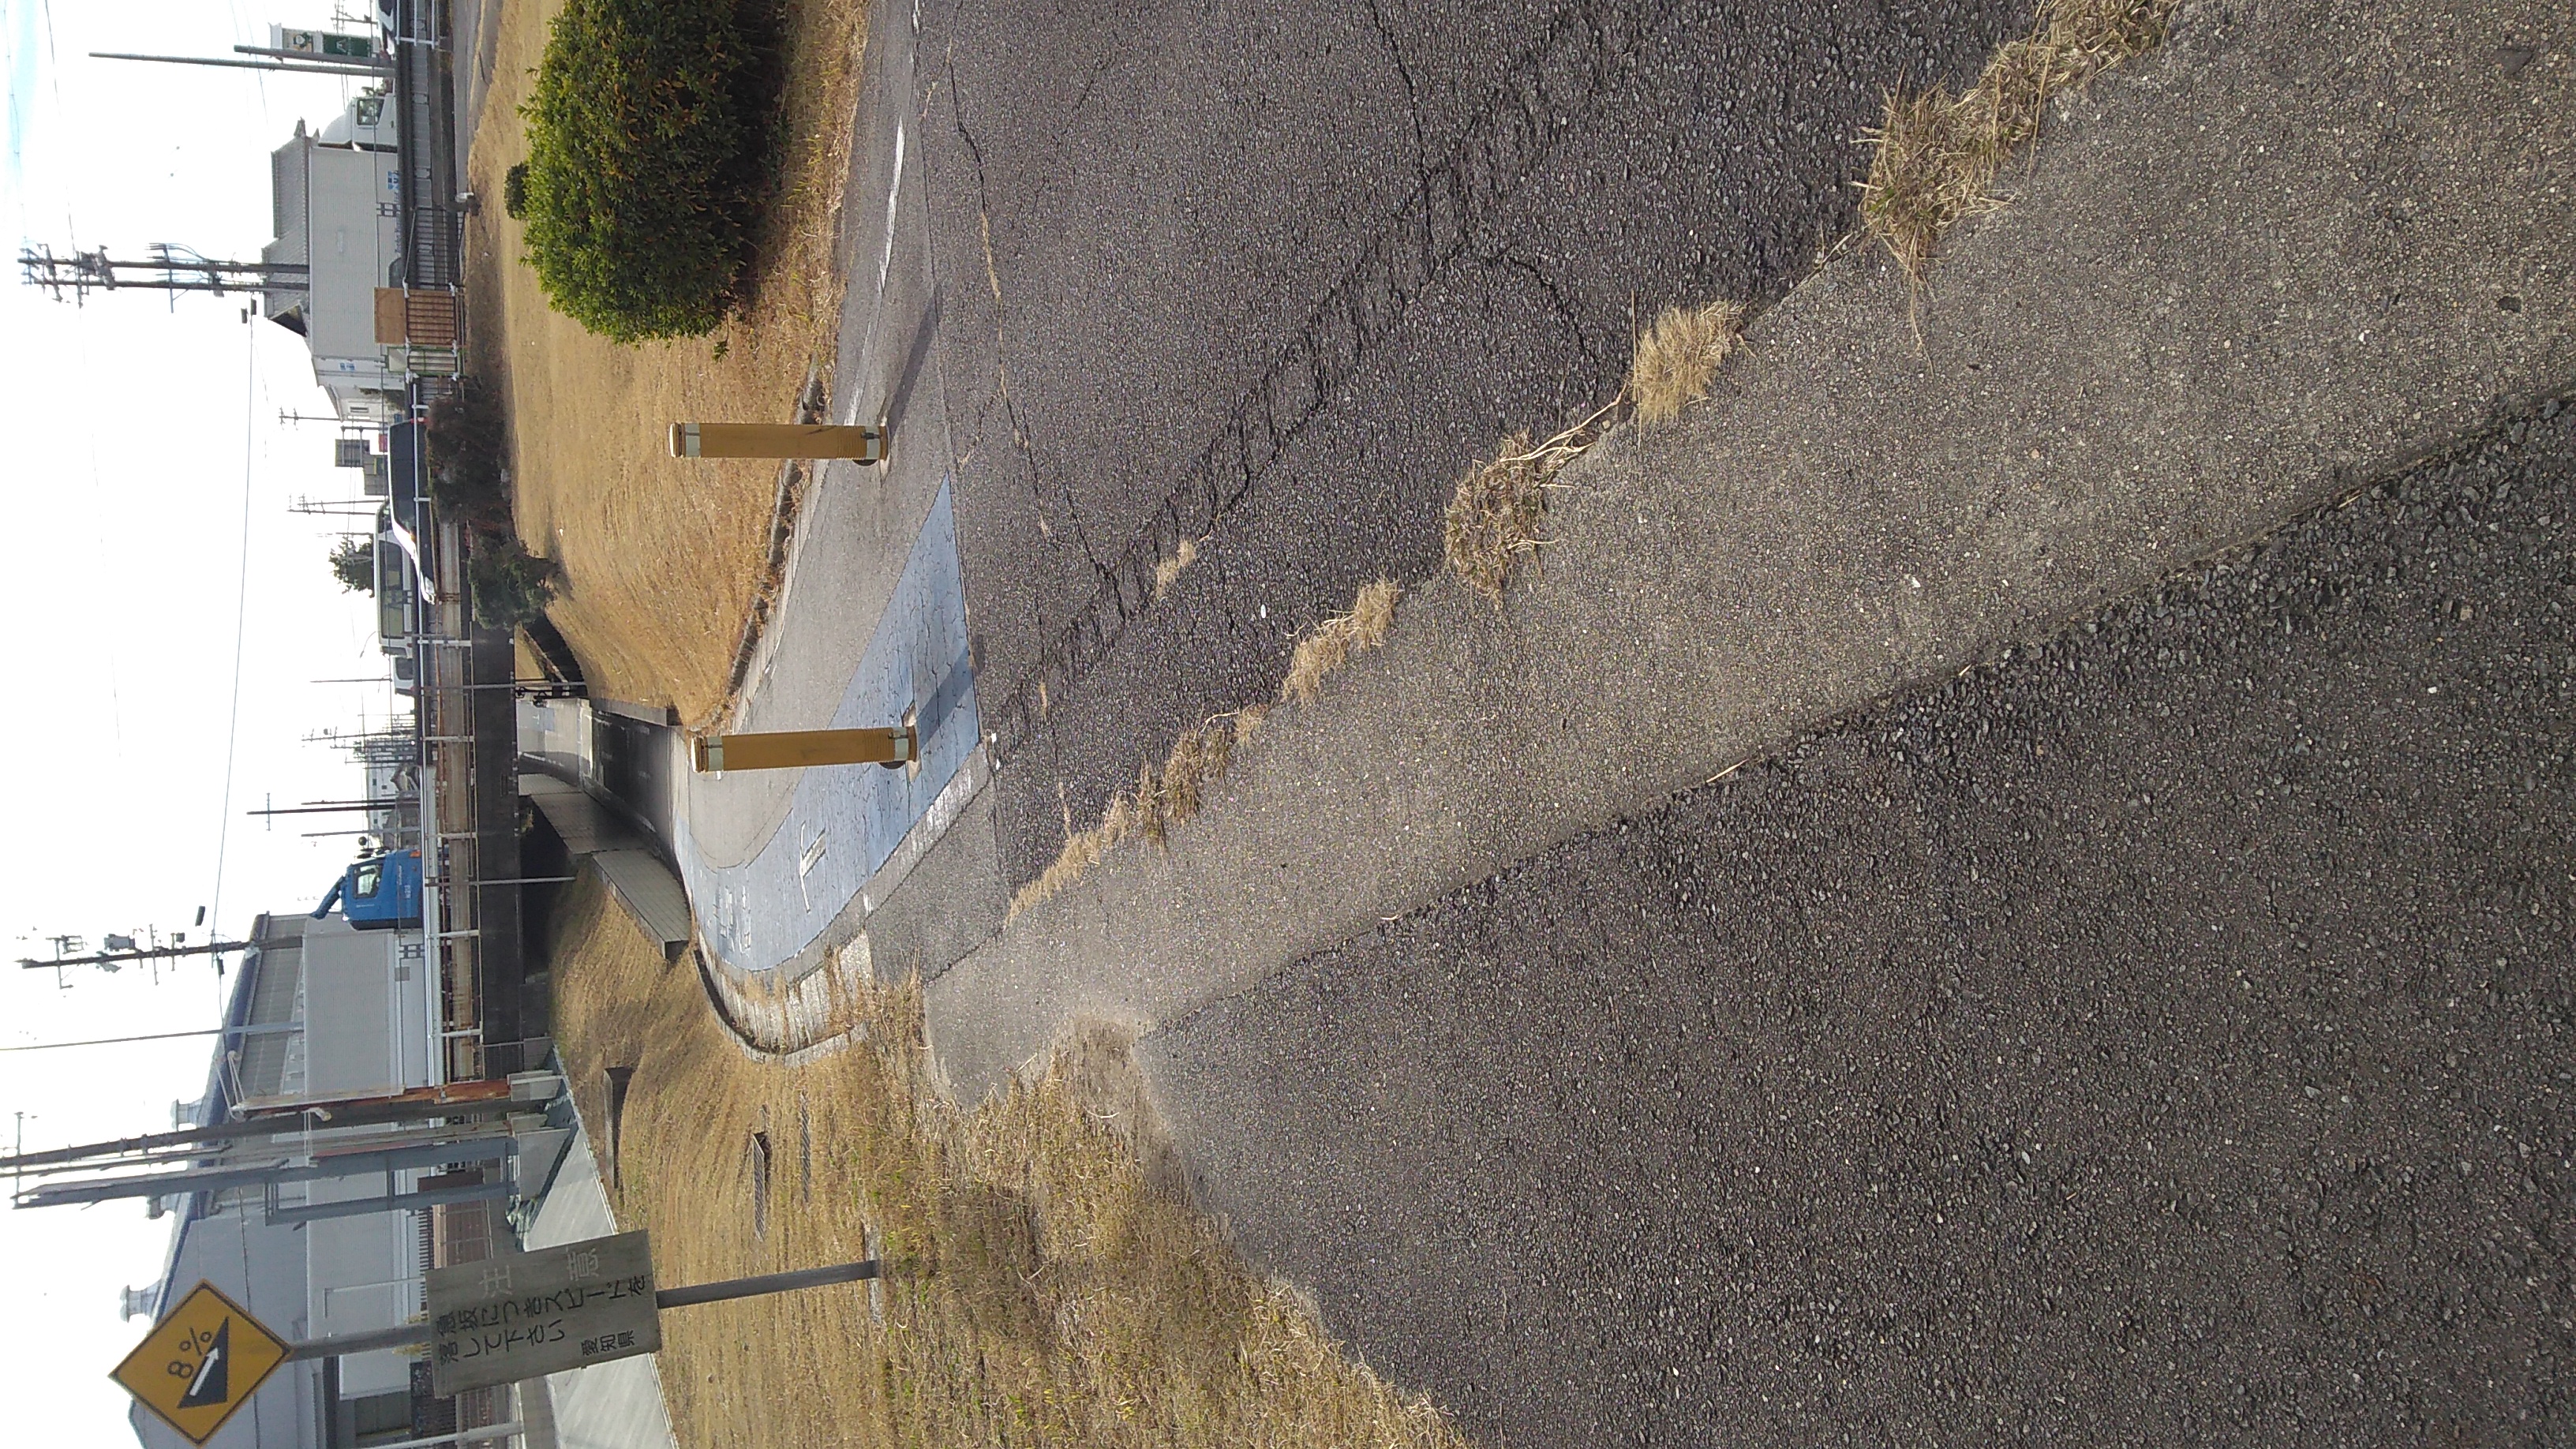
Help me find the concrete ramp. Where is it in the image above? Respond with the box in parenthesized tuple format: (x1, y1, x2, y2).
(522, 773, 693, 957)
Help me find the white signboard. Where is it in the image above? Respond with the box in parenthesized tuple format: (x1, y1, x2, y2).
(425, 1231, 661, 1395)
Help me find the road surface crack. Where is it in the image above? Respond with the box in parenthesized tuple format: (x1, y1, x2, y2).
(985, 0, 1685, 762)
(946, 53, 1109, 570)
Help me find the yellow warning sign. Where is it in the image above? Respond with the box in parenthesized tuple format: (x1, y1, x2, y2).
(112, 1281, 293, 1445)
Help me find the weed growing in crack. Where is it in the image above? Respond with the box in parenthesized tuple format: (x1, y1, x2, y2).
(1151, 535, 1203, 603)
(1005, 582, 1399, 922)
(1631, 300, 1746, 425)
(1279, 580, 1401, 704)
(1443, 404, 1617, 608)
(1862, 0, 2180, 290)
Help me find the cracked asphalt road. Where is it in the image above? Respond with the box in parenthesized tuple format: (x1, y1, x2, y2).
(1136, 405, 2576, 1446)
(912, 0, 2036, 888)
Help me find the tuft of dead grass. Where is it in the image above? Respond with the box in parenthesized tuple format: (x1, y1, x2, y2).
(1629, 300, 1746, 425)
(1007, 710, 1253, 920)
(1008, 579, 1399, 921)
(1860, 0, 2180, 285)
(549, 877, 1470, 1449)
(1151, 535, 1203, 602)
(1279, 579, 1401, 705)
(463, 0, 869, 724)
(1442, 407, 1615, 607)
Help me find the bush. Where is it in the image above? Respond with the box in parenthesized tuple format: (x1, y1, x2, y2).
(503, 162, 530, 219)
(329, 537, 376, 593)
(425, 384, 510, 530)
(516, 0, 770, 342)
(470, 535, 565, 631)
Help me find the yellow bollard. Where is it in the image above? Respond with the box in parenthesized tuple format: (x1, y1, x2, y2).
(668, 421, 889, 463)
(692, 725, 919, 773)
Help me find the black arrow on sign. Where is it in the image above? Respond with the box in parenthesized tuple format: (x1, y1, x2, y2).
(178, 1320, 230, 1408)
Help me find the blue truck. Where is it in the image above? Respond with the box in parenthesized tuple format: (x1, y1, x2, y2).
(312, 848, 424, 929)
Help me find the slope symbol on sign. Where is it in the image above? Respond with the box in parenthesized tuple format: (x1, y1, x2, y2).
(176, 1320, 230, 1409)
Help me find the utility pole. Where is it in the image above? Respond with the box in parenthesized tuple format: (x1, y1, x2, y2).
(249, 796, 414, 818)
(0, 1080, 537, 1178)
(17, 939, 256, 972)
(88, 51, 387, 80)
(18, 243, 307, 305)
(230, 43, 392, 71)
(0, 1022, 298, 1054)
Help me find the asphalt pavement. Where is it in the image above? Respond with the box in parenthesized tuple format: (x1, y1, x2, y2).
(917, 0, 2039, 889)
(1141, 403, 2576, 1446)
(920, 0, 2574, 1098)
(614, 0, 2576, 1438)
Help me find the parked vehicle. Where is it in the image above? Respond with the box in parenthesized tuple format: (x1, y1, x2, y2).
(312, 848, 424, 929)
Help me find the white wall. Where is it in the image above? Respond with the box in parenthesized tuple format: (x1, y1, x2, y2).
(299, 915, 436, 1099)
(304, 1189, 418, 1396)
(294, 914, 440, 1398)
(290, 137, 406, 416)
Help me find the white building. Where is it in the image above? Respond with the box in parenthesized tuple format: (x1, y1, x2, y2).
(260, 95, 408, 424)
(130, 912, 451, 1449)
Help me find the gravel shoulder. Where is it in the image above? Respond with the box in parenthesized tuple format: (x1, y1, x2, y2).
(1143, 402, 2576, 1447)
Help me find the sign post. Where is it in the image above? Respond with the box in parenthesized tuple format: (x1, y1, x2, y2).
(425, 1230, 882, 1395)
(668, 421, 889, 462)
(691, 724, 919, 773)
(112, 1282, 294, 1446)
(118, 1234, 884, 1423)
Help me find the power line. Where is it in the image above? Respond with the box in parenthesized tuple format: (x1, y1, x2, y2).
(208, 312, 257, 945)
(0, 1025, 252, 1054)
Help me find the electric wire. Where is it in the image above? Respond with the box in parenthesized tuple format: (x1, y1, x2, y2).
(207, 316, 259, 949)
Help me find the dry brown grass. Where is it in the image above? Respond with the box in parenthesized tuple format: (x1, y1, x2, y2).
(1006, 709, 1260, 920)
(1860, 0, 2180, 283)
(1442, 410, 1616, 607)
(1279, 579, 1401, 704)
(549, 876, 1468, 1449)
(462, 0, 869, 724)
(1629, 300, 1747, 425)
(1151, 535, 1204, 602)
(1009, 577, 1402, 919)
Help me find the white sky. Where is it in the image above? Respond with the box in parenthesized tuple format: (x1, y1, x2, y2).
(1, 4, 406, 1440)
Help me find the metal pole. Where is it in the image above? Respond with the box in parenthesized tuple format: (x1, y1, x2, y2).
(0, 1020, 295, 1054)
(89, 51, 387, 77)
(320, 1423, 524, 1449)
(285, 1323, 436, 1361)
(249, 799, 413, 817)
(17, 1132, 518, 1208)
(653, 1259, 881, 1309)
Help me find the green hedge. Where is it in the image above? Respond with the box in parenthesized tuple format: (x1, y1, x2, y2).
(517, 0, 762, 342)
